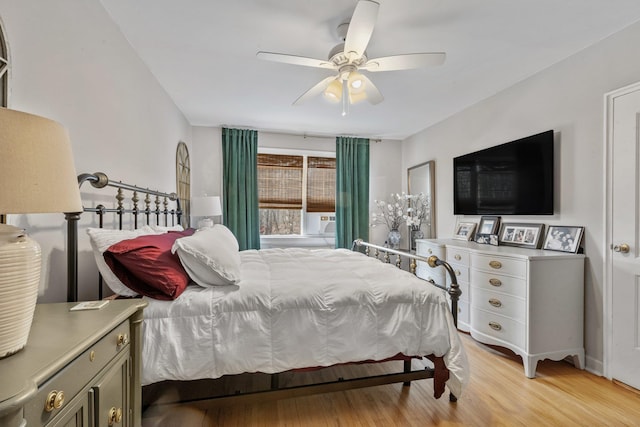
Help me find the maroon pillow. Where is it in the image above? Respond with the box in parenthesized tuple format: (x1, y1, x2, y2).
(103, 229, 195, 300)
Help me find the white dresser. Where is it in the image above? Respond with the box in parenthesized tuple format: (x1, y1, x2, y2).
(416, 238, 585, 378)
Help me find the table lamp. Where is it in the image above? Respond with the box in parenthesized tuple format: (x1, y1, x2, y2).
(0, 108, 82, 358)
(191, 196, 222, 228)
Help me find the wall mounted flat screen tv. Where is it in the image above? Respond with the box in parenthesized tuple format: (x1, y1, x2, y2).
(453, 130, 554, 215)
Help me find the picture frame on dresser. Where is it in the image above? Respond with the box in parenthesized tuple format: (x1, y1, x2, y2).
(498, 222, 545, 249)
(453, 221, 476, 240)
(474, 216, 501, 245)
(542, 225, 584, 253)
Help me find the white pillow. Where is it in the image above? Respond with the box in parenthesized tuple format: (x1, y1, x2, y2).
(148, 224, 184, 233)
(86, 226, 158, 296)
(171, 225, 241, 287)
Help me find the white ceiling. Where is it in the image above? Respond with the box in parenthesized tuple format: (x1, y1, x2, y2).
(100, 0, 640, 140)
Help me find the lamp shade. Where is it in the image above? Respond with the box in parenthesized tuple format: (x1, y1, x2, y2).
(0, 108, 83, 214)
(0, 108, 82, 359)
(191, 196, 222, 217)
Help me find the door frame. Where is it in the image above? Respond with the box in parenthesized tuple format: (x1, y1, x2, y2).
(603, 80, 640, 379)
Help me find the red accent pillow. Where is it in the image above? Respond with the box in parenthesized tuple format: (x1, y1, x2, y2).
(103, 229, 195, 300)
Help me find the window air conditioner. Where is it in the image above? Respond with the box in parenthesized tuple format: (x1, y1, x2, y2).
(320, 215, 336, 235)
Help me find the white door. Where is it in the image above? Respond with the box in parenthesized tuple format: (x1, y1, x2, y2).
(607, 82, 640, 389)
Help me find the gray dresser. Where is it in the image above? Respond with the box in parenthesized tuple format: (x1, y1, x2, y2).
(0, 300, 146, 427)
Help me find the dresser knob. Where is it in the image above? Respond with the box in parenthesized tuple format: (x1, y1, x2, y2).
(489, 298, 502, 308)
(116, 333, 129, 349)
(489, 260, 502, 269)
(455, 269, 461, 276)
(108, 407, 123, 426)
(428, 249, 432, 254)
(454, 254, 461, 261)
(489, 321, 502, 331)
(489, 278, 502, 287)
(44, 390, 65, 412)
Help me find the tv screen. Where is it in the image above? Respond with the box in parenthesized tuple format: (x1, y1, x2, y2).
(453, 130, 554, 215)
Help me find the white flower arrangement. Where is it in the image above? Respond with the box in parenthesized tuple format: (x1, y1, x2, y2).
(371, 192, 430, 232)
(405, 192, 430, 230)
(371, 193, 408, 231)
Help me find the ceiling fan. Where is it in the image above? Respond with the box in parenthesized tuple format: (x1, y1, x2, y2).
(256, 0, 445, 115)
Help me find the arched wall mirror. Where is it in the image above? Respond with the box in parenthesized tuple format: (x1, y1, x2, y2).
(176, 141, 191, 228)
(407, 160, 436, 248)
(0, 19, 9, 225)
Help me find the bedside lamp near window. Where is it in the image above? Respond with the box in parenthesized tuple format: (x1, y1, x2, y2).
(191, 196, 222, 228)
(0, 108, 82, 359)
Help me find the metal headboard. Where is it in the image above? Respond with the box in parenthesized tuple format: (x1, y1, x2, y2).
(65, 172, 182, 302)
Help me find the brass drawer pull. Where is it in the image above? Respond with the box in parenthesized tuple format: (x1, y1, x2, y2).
(44, 390, 65, 412)
(454, 254, 461, 261)
(108, 407, 123, 426)
(489, 298, 502, 308)
(489, 260, 502, 269)
(489, 321, 502, 331)
(116, 333, 129, 349)
(489, 278, 502, 287)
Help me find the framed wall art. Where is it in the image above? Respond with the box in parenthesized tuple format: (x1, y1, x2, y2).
(453, 221, 476, 241)
(499, 222, 545, 249)
(542, 226, 584, 253)
(475, 216, 501, 244)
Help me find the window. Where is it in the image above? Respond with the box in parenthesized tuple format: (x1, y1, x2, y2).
(258, 152, 335, 236)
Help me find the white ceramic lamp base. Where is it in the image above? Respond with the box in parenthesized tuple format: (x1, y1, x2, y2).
(0, 224, 41, 359)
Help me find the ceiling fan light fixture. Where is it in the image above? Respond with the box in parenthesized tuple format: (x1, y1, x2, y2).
(349, 90, 367, 104)
(323, 79, 342, 102)
(349, 72, 364, 91)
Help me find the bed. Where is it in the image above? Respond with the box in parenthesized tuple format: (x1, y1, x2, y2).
(65, 172, 469, 411)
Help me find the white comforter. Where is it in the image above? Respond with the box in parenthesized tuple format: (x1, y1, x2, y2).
(141, 248, 469, 397)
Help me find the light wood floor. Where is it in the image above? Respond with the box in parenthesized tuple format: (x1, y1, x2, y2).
(142, 333, 640, 426)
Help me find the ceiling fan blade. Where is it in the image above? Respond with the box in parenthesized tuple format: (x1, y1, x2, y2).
(257, 51, 335, 70)
(343, 0, 380, 60)
(361, 52, 446, 72)
(360, 74, 384, 105)
(293, 75, 337, 105)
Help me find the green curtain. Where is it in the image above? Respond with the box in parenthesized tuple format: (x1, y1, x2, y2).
(222, 128, 261, 250)
(335, 136, 370, 248)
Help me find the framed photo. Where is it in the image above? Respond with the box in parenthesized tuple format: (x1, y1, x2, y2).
(542, 226, 584, 253)
(475, 216, 501, 244)
(453, 222, 476, 241)
(475, 234, 499, 246)
(499, 223, 545, 249)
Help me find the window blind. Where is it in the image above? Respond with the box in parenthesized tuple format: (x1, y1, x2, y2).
(307, 156, 336, 213)
(257, 153, 303, 209)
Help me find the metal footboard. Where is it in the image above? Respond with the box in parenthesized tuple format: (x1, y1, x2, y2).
(351, 239, 462, 328)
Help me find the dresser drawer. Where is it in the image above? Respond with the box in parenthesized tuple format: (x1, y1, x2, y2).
(456, 299, 470, 326)
(416, 264, 446, 286)
(472, 287, 525, 323)
(24, 319, 131, 426)
(446, 263, 469, 284)
(471, 269, 527, 298)
(471, 253, 526, 278)
(415, 240, 444, 258)
(471, 309, 525, 349)
(446, 247, 470, 266)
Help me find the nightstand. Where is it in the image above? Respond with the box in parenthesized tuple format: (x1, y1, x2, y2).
(0, 299, 146, 427)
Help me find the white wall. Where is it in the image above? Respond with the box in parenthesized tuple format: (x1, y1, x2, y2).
(0, 0, 192, 302)
(402, 20, 640, 372)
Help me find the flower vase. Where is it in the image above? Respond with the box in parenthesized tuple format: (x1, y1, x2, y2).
(411, 228, 424, 249)
(387, 229, 401, 249)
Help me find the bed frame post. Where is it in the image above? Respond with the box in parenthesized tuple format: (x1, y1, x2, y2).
(65, 211, 81, 302)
